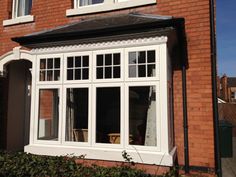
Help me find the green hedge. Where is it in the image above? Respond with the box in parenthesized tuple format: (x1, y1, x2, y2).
(0, 151, 172, 177)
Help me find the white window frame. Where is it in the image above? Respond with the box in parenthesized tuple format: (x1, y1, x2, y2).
(34, 85, 63, 145)
(62, 84, 92, 147)
(27, 39, 175, 166)
(64, 52, 92, 84)
(93, 49, 124, 83)
(124, 82, 161, 152)
(125, 45, 160, 82)
(3, 0, 34, 26)
(37, 54, 64, 85)
(66, 0, 156, 16)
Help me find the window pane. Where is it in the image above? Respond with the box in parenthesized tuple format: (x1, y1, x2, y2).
(66, 88, 88, 142)
(47, 70, 53, 81)
(113, 53, 120, 65)
(54, 58, 60, 68)
(97, 55, 103, 66)
(40, 59, 46, 69)
(96, 87, 120, 144)
(129, 65, 136, 78)
(129, 52, 136, 64)
(148, 64, 156, 77)
(138, 65, 146, 77)
(17, 0, 24, 17)
(96, 67, 103, 79)
(75, 69, 81, 80)
(40, 71, 46, 81)
(68, 57, 74, 68)
(82, 68, 89, 80)
(147, 50, 155, 63)
(38, 89, 59, 141)
(105, 67, 112, 78)
(113, 66, 120, 78)
(75, 56, 81, 67)
(105, 54, 112, 66)
(54, 70, 60, 81)
(79, 0, 104, 6)
(129, 86, 156, 146)
(24, 0, 32, 15)
(47, 59, 53, 69)
(67, 69, 73, 80)
(138, 51, 146, 64)
(82, 56, 89, 67)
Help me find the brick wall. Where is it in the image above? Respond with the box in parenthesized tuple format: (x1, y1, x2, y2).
(0, 0, 215, 171)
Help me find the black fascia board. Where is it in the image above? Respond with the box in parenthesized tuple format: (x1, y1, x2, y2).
(12, 18, 184, 47)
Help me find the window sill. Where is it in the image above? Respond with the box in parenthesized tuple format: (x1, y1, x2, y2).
(66, 0, 156, 16)
(3, 15, 34, 27)
(25, 144, 176, 166)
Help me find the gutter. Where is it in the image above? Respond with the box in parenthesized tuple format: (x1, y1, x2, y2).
(209, 0, 222, 176)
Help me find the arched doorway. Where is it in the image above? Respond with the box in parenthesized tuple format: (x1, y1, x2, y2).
(4, 60, 32, 151)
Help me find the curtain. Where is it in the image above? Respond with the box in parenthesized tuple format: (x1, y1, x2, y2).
(66, 89, 75, 141)
(145, 68, 157, 146)
(80, 0, 92, 6)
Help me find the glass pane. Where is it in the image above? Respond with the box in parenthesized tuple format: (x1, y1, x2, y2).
(148, 64, 156, 77)
(40, 59, 46, 69)
(113, 53, 120, 65)
(138, 65, 146, 77)
(129, 86, 156, 146)
(67, 69, 73, 80)
(97, 55, 103, 66)
(82, 68, 89, 80)
(17, 0, 24, 17)
(38, 89, 59, 141)
(97, 67, 103, 79)
(82, 56, 89, 67)
(47, 59, 53, 69)
(138, 51, 146, 64)
(54, 70, 60, 81)
(24, 0, 32, 15)
(75, 56, 81, 67)
(80, 0, 104, 6)
(67, 57, 74, 68)
(105, 67, 112, 78)
(75, 69, 81, 80)
(147, 50, 155, 63)
(40, 71, 46, 81)
(129, 52, 137, 64)
(66, 88, 88, 142)
(113, 66, 120, 78)
(129, 65, 136, 78)
(105, 54, 112, 66)
(96, 87, 120, 144)
(54, 58, 60, 68)
(47, 70, 53, 81)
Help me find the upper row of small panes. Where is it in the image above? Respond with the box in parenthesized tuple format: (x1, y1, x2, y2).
(39, 49, 156, 82)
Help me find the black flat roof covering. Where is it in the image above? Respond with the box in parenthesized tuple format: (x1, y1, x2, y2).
(12, 13, 184, 48)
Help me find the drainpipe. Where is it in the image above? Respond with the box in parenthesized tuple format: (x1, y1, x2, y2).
(182, 63, 189, 174)
(209, 0, 222, 177)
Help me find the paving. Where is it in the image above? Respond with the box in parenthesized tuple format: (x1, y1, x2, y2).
(222, 137, 236, 177)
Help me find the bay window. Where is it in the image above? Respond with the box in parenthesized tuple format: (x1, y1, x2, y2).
(27, 40, 174, 166)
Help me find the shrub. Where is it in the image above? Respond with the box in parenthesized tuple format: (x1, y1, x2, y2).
(0, 151, 157, 177)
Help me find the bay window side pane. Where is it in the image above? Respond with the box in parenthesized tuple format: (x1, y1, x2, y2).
(38, 89, 59, 141)
(129, 86, 157, 146)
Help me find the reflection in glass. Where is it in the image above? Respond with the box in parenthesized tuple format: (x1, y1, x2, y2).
(80, 0, 104, 6)
(129, 86, 156, 146)
(66, 88, 88, 142)
(38, 89, 59, 140)
(96, 87, 120, 144)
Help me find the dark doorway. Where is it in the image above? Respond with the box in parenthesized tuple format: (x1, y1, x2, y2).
(4, 60, 32, 151)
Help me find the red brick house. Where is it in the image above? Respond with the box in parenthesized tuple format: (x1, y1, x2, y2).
(0, 0, 221, 176)
(219, 75, 236, 103)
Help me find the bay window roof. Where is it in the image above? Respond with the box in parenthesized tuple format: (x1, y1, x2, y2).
(12, 13, 184, 48)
